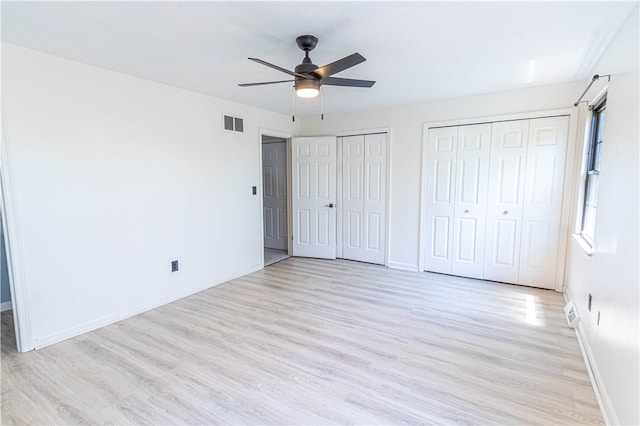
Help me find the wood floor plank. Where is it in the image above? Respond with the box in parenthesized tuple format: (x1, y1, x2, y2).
(1, 257, 603, 425)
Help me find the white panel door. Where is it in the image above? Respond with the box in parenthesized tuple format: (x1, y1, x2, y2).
(519, 116, 569, 288)
(291, 137, 337, 259)
(484, 120, 529, 284)
(342, 134, 386, 264)
(363, 133, 387, 264)
(263, 142, 288, 250)
(424, 127, 457, 273)
(452, 124, 491, 279)
(343, 135, 365, 261)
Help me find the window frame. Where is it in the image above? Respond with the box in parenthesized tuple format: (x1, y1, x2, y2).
(578, 95, 607, 247)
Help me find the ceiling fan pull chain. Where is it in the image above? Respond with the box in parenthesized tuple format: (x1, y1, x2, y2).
(292, 86, 296, 122)
(320, 86, 324, 120)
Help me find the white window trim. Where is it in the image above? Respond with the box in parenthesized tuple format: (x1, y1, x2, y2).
(573, 85, 607, 254)
(573, 233, 594, 256)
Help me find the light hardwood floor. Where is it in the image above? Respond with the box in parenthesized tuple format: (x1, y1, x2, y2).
(1, 258, 603, 425)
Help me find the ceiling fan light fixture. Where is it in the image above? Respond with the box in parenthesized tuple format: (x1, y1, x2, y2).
(295, 79, 320, 98)
(296, 88, 319, 98)
(239, 35, 375, 104)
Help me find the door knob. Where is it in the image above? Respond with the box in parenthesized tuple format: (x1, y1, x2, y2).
(464, 209, 469, 213)
(325, 203, 335, 208)
(502, 210, 509, 214)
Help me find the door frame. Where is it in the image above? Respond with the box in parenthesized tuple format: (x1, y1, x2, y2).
(419, 108, 578, 292)
(1, 113, 31, 352)
(258, 128, 293, 267)
(335, 127, 392, 267)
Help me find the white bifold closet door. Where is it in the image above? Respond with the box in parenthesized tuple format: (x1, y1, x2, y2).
(424, 124, 490, 278)
(519, 116, 569, 287)
(483, 120, 530, 284)
(484, 117, 568, 288)
(342, 133, 387, 265)
(425, 115, 569, 289)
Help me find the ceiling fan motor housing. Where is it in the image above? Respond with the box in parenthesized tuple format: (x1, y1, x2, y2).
(294, 38, 321, 92)
(294, 77, 320, 93)
(295, 60, 320, 90)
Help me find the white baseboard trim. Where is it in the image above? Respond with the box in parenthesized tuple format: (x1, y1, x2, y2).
(0, 301, 12, 312)
(387, 261, 419, 272)
(31, 265, 263, 350)
(563, 292, 618, 425)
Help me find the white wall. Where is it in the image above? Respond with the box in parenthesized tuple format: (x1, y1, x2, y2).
(563, 6, 639, 425)
(300, 80, 584, 271)
(1, 43, 295, 350)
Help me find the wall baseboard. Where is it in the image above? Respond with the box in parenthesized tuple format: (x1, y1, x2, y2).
(564, 292, 619, 425)
(0, 301, 12, 312)
(387, 261, 419, 272)
(31, 265, 263, 350)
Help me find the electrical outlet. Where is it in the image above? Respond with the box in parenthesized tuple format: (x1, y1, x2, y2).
(597, 311, 601, 326)
(588, 293, 592, 312)
(171, 260, 179, 272)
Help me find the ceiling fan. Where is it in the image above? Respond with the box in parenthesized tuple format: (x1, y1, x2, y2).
(238, 35, 375, 99)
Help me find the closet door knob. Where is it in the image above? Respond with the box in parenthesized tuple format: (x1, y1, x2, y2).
(464, 209, 469, 213)
(502, 210, 509, 215)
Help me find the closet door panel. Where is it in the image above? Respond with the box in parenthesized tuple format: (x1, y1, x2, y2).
(484, 120, 529, 284)
(363, 133, 386, 264)
(452, 123, 491, 279)
(424, 127, 457, 273)
(342, 136, 365, 259)
(342, 133, 387, 265)
(455, 217, 478, 261)
(493, 219, 519, 266)
(519, 116, 569, 288)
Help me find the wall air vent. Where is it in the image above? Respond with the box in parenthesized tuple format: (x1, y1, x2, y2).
(223, 114, 244, 133)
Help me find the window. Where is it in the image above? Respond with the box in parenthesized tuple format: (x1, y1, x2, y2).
(580, 97, 606, 245)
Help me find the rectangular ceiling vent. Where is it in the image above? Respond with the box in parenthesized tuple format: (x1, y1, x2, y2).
(223, 114, 244, 133)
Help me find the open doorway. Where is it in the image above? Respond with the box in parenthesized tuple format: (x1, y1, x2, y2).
(261, 135, 291, 266)
(1, 214, 17, 354)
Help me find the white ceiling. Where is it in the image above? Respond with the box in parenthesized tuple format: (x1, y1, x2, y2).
(2, 1, 636, 117)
